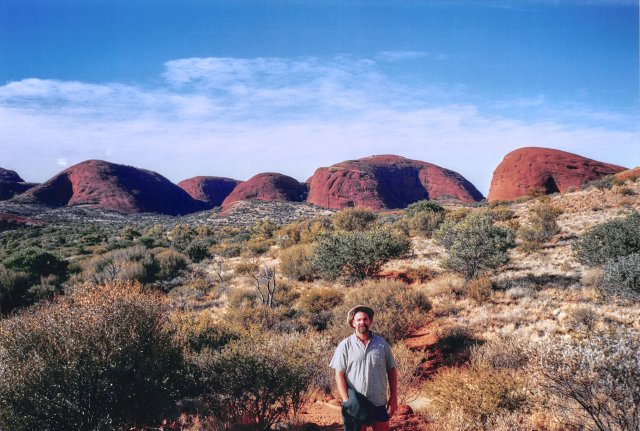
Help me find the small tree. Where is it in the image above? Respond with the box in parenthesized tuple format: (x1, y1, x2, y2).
(405, 200, 445, 217)
(313, 229, 411, 281)
(250, 265, 278, 308)
(435, 212, 516, 280)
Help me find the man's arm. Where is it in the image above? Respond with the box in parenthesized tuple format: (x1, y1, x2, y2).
(387, 367, 398, 416)
(335, 369, 349, 402)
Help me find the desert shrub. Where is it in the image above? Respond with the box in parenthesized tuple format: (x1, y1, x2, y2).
(184, 241, 211, 263)
(601, 253, 640, 299)
(489, 205, 516, 222)
(275, 217, 332, 248)
(313, 229, 411, 282)
(298, 286, 344, 315)
(155, 248, 190, 281)
(3, 247, 69, 285)
(466, 276, 493, 304)
(0, 282, 184, 431)
(0, 265, 30, 315)
(566, 306, 598, 332)
(329, 279, 431, 344)
(298, 287, 344, 330)
(392, 343, 424, 404)
(404, 265, 437, 283)
(279, 243, 318, 281)
(234, 259, 259, 275)
(585, 175, 614, 190)
(518, 201, 562, 251)
(250, 219, 278, 240)
(435, 212, 516, 280)
(245, 237, 274, 256)
(444, 208, 471, 223)
(169, 311, 238, 353)
(573, 212, 640, 266)
(405, 200, 445, 217)
(332, 207, 378, 232)
(410, 210, 445, 238)
(81, 245, 160, 285)
(191, 332, 332, 431)
(529, 327, 640, 431)
(425, 338, 530, 430)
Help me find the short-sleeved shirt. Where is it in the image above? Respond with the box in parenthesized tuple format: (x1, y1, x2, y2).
(329, 332, 396, 407)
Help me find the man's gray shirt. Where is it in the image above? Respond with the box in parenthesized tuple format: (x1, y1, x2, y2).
(329, 332, 396, 407)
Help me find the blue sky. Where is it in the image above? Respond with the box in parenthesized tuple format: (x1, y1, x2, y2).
(0, 0, 638, 195)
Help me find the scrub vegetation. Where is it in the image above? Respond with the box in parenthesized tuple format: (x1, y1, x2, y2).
(0, 174, 639, 430)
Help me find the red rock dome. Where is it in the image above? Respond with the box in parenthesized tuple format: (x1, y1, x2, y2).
(306, 155, 483, 210)
(221, 172, 308, 210)
(0, 167, 36, 200)
(178, 176, 241, 208)
(488, 147, 626, 201)
(12, 160, 205, 215)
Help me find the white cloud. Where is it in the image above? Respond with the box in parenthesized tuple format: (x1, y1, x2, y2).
(0, 54, 637, 196)
(56, 158, 68, 167)
(376, 51, 433, 62)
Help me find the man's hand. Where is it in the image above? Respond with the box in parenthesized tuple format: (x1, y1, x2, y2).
(387, 395, 398, 417)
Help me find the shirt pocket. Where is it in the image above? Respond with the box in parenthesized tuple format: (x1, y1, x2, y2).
(369, 349, 384, 366)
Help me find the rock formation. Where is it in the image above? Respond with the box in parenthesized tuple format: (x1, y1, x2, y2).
(12, 160, 205, 215)
(488, 147, 626, 201)
(178, 176, 241, 208)
(306, 155, 483, 210)
(0, 167, 36, 200)
(221, 172, 308, 210)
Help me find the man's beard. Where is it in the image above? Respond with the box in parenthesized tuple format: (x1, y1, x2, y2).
(356, 324, 369, 335)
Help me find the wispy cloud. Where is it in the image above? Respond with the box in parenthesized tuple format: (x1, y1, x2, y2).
(0, 54, 637, 195)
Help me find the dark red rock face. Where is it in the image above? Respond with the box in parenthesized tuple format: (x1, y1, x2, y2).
(0, 168, 36, 200)
(488, 147, 627, 201)
(12, 160, 205, 215)
(0, 181, 36, 201)
(221, 172, 308, 210)
(0, 168, 24, 183)
(178, 176, 241, 208)
(306, 155, 483, 210)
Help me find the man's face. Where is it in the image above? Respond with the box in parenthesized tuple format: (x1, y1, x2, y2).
(352, 311, 372, 335)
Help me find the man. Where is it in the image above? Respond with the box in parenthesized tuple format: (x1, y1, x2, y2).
(329, 305, 398, 431)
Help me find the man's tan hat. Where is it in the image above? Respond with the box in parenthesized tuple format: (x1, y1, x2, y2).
(347, 305, 374, 328)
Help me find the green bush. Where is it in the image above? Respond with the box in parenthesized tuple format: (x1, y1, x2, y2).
(3, 247, 68, 285)
(573, 212, 640, 266)
(0, 265, 30, 315)
(191, 332, 331, 431)
(405, 200, 445, 217)
(601, 253, 640, 299)
(279, 243, 318, 281)
(410, 210, 445, 238)
(332, 207, 378, 231)
(313, 229, 411, 282)
(184, 241, 211, 263)
(435, 212, 516, 280)
(329, 279, 431, 344)
(0, 282, 184, 431)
